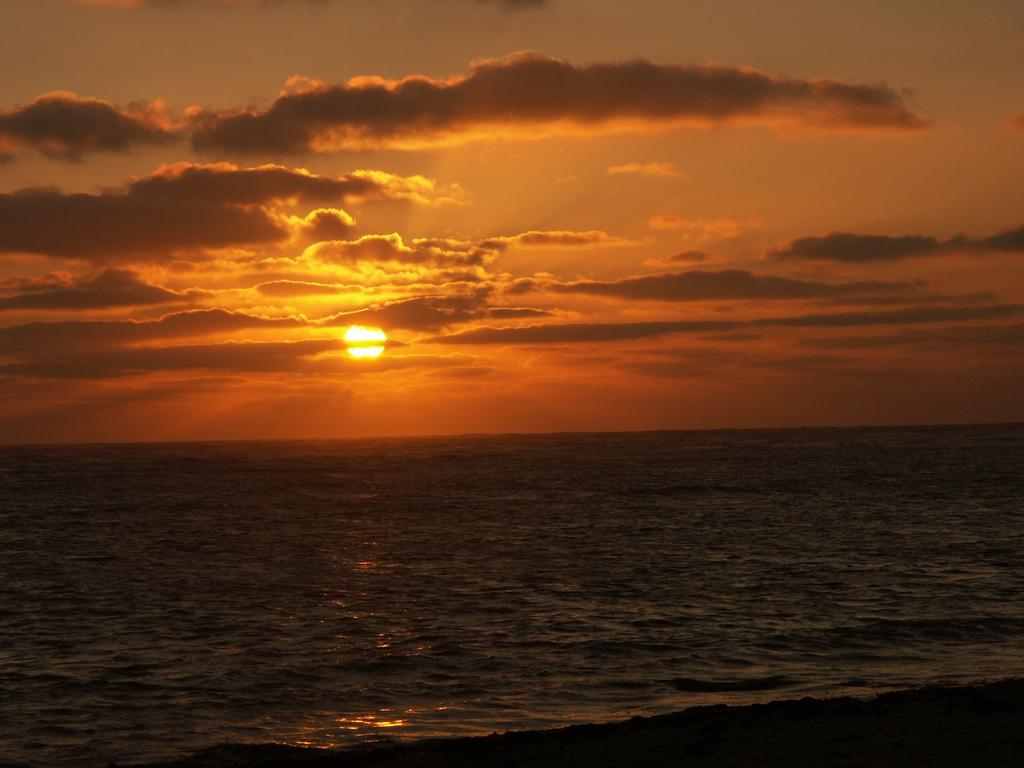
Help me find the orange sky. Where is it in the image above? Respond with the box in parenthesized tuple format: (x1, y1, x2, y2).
(1, 0, 1023, 442)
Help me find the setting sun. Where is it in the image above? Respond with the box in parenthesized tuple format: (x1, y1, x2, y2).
(344, 326, 386, 358)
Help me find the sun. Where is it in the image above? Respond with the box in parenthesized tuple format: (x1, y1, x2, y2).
(344, 326, 386, 358)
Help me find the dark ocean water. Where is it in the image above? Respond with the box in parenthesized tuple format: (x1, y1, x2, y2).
(1, 424, 1023, 767)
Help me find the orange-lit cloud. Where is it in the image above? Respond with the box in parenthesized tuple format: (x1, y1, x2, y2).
(2, 300, 1018, 383)
(325, 295, 492, 332)
(0, 186, 285, 261)
(132, 162, 449, 205)
(1006, 112, 1024, 132)
(0, 164, 448, 262)
(513, 269, 925, 302)
(0, 269, 202, 312)
(253, 280, 347, 298)
(189, 53, 930, 154)
(0, 92, 178, 161)
(647, 216, 760, 238)
(645, 249, 720, 266)
(608, 162, 681, 177)
(489, 230, 639, 248)
(303, 234, 498, 268)
(429, 304, 1024, 345)
(0, 339, 351, 379)
(0, 308, 307, 355)
(764, 222, 1024, 262)
(2, 183, 1020, 426)
(301, 229, 632, 270)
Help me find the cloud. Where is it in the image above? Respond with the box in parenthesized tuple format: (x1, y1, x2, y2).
(765, 222, 1024, 262)
(647, 215, 688, 230)
(0, 92, 178, 160)
(304, 233, 498, 268)
(608, 162, 681, 177)
(0, 290, 553, 379)
(1006, 113, 1024, 132)
(0, 186, 287, 261)
(765, 232, 943, 262)
(189, 53, 929, 154)
(0, 269, 199, 311)
(325, 295, 490, 332)
(0, 308, 306, 355)
(798, 323, 1024, 350)
(982, 222, 1024, 252)
(490, 230, 638, 248)
(649, 215, 686, 230)
(295, 208, 357, 241)
(645, 249, 719, 266)
(615, 347, 749, 379)
(0, 163, 440, 262)
(432, 319, 742, 345)
(487, 307, 552, 319)
(647, 216, 760, 238)
(0, 291, 508, 380)
(760, 304, 1022, 328)
(521, 269, 922, 302)
(254, 280, 346, 298)
(302, 229, 628, 270)
(429, 304, 1024, 345)
(131, 162, 444, 205)
(0, 338, 348, 380)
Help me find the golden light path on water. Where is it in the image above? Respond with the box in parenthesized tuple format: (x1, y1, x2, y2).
(344, 326, 387, 358)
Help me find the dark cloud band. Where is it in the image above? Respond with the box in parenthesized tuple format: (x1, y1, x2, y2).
(765, 223, 1024, 262)
(0, 309, 307, 355)
(527, 269, 922, 302)
(429, 305, 1023, 345)
(190, 53, 929, 155)
(0, 92, 178, 160)
(1, 55, 928, 160)
(0, 164, 431, 261)
(0, 269, 199, 312)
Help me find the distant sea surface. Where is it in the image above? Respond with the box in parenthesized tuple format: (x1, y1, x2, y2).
(2, 425, 1023, 767)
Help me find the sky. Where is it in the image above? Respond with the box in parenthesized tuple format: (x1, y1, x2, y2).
(1, 0, 1023, 443)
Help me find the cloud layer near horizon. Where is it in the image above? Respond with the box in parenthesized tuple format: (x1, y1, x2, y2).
(511, 270, 925, 302)
(764, 223, 1024, 262)
(428, 304, 1024, 345)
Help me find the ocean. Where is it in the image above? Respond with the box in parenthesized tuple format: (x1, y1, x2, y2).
(1, 424, 1023, 767)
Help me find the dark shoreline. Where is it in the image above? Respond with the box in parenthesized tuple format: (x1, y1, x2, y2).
(117, 678, 1024, 768)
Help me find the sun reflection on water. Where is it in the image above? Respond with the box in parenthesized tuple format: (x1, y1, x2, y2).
(334, 711, 408, 730)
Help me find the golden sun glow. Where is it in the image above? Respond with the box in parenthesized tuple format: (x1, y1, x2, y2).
(344, 325, 386, 358)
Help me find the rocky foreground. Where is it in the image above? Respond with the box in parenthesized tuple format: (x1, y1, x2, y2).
(122, 678, 1024, 768)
